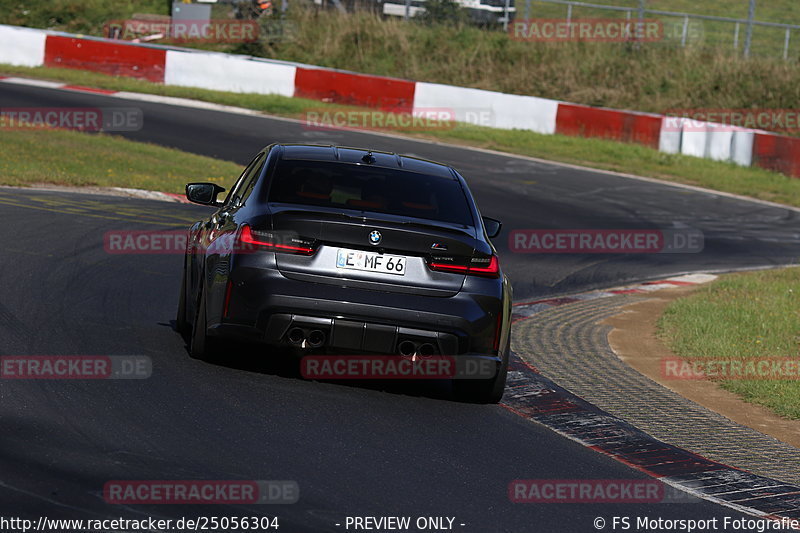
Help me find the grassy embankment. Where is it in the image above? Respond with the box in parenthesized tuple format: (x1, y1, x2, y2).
(659, 268, 800, 420)
(0, 128, 241, 193)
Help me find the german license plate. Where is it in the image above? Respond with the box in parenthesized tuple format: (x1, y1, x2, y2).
(336, 249, 406, 276)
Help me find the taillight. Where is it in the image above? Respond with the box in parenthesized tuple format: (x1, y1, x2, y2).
(428, 255, 500, 278)
(238, 225, 316, 255)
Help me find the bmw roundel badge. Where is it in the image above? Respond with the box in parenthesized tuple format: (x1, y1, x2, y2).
(368, 230, 382, 245)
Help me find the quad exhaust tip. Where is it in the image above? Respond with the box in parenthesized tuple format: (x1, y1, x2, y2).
(307, 330, 326, 348)
(398, 340, 417, 357)
(291, 329, 436, 354)
(397, 340, 438, 357)
(287, 327, 305, 345)
(418, 343, 436, 357)
(287, 327, 326, 349)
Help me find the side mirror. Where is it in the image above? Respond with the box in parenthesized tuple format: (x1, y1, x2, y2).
(186, 182, 226, 206)
(482, 216, 502, 239)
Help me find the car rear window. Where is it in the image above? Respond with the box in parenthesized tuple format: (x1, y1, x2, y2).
(266, 160, 475, 226)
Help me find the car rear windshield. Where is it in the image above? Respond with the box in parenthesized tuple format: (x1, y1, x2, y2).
(266, 160, 475, 226)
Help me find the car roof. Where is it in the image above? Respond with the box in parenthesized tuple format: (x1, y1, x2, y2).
(273, 144, 457, 179)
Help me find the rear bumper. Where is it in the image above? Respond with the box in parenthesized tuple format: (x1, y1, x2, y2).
(208, 263, 508, 358)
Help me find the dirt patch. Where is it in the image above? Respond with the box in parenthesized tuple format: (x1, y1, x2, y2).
(603, 285, 800, 449)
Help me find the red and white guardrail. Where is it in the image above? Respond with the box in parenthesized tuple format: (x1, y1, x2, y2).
(2, 23, 799, 178)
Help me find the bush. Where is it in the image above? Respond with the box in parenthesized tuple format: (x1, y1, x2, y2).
(413, 0, 468, 26)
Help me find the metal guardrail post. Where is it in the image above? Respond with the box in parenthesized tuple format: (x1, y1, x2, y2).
(744, 0, 755, 58)
(681, 15, 688, 47)
(404, 0, 410, 20)
(503, 0, 510, 31)
(566, 3, 572, 25)
(785, 27, 791, 60)
(524, 0, 530, 20)
(634, 0, 644, 49)
(734, 22, 740, 50)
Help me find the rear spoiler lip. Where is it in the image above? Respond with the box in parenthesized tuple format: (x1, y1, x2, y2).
(266, 202, 478, 238)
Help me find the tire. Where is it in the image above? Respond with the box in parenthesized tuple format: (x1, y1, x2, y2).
(189, 285, 218, 362)
(176, 257, 190, 338)
(453, 341, 510, 404)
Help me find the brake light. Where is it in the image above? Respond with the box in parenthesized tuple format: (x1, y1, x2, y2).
(427, 262, 469, 274)
(428, 255, 500, 278)
(238, 225, 316, 255)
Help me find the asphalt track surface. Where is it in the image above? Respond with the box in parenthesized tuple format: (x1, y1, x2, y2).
(1, 82, 798, 531)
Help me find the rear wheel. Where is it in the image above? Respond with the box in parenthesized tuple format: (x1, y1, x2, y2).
(189, 285, 218, 362)
(453, 341, 510, 404)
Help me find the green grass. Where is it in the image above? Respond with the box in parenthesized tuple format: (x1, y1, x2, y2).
(530, 0, 800, 23)
(419, 124, 800, 207)
(0, 128, 241, 193)
(658, 268, 800, 420)
(0, 0, 167, 34)
(4, 63, 800, 207)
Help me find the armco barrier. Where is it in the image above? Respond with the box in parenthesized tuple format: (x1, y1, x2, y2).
(294, 67, 416, 111)
(752, 132, 800, 178)
(0, 25, 45, 67)
(555, 103, 662, 149)
(44, 35, 166, 82)
(165, 50, 295, 96)
(413, 82, 559, 134)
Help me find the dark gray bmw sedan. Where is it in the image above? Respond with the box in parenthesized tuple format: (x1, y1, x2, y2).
(177, 144, 511, 402)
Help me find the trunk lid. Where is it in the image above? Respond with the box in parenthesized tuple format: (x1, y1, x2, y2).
(269, 206, 477, 296)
